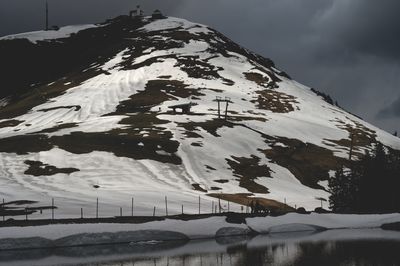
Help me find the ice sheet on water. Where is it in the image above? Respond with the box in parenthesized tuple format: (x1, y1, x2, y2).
(55, 230, 188, 247)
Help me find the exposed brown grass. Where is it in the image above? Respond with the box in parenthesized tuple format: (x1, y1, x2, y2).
(262, 137, 346, 189)
(0, 135, 52, 154)
(35, 123, 78, 134)
(0, 119, 23, 128)
(174, 56, 234, 85)
(252, 89, 298, 113)
(37, 105, 81, 112)
(228, 115, 267, 122)
(178, 119, 233, 137)
(0, 112, 181, 164)
(24, 160, 79, 176)
(226, 155, 270, 194)
(192, 183, 207, 192)
(324, 118, 377, 159)
(244, 72, 270, 87)
(205, 165, 216, 171)
(208, 193, 294, 213)
(0, 67, 105, 120)
(114, 79, 205, 113)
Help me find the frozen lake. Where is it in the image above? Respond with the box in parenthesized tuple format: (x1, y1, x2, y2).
(1, 228, 400, 266)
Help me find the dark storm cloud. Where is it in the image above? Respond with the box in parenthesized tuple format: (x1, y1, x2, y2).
(378, 97, 400, 119)
(310, 0, 400, 62)
(300, 0, 400, 130)
(0, 0, 399, 132)
(0, 0, 184, 36)
(0, 0, 185, 37)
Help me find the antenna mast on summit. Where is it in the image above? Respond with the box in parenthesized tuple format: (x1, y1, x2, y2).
(45, 1, 49, 31)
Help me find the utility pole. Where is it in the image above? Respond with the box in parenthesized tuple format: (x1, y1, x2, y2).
(214, 96, 233, 120)
(51, 198, 54, 220)
(198, 196, 201, 214)
(96, 198, 99, 219)
(224, 97, 231, 121)
(131, 197, 134, 217)
(45, 1, 49, 31)
(165, 196, 168, 216)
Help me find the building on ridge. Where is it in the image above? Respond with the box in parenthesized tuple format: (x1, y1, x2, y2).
(152, 9, 165, 19)
(130, 5, 144, 19)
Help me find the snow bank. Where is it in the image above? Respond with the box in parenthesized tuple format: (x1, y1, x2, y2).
(0, 24, 98, 44)
(0, 217, 247, 243)
(267, 223, 326, 234)
(246, 213, 400, 233)
(139, 17, 211, 34)
(1, 213, 400, 250)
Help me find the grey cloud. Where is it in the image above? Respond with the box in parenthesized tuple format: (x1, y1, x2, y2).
(378, 97, 400, 119)
(311, 0, 400, 62)
(0, 0, 184, 36)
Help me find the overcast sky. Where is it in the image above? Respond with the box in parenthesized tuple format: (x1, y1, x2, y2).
(1, 0, 399, 133)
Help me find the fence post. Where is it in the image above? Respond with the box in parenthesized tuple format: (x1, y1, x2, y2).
(218, 198, 221, 213)
(131, 197, 134, 217)
(120, 207, 122, 217)
(212, 201, 214, 214)
(81, 208, 83, 219)
(181, 204, 184, 215)
(153, 206, 156, 217)
(51, 198, 54, 220)
(165, 196, 168, 216)
(198, 196, 201, 215)
(96, 198, 99, 219)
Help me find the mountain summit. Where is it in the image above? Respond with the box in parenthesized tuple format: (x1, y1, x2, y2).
(0, 15, 399, 215)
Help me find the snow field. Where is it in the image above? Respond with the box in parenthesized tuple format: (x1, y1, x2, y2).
(0, 25, 99, 44)
(0, 17, 399, 215)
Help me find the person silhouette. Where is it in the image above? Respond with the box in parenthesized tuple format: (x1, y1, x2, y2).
(255, 201, 261, 214)
(250, 201, 255, 214)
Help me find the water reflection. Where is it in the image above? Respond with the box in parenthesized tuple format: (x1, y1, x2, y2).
(2, 229, 400, 266)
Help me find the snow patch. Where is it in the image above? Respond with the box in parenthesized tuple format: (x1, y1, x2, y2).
(0, 24, 98, 44)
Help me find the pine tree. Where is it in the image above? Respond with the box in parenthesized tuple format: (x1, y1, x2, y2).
(329, 143, 400, 214)
(328, 167, 358, 213)
(328, 167, 344, 212)
(348, 143, 388, 213)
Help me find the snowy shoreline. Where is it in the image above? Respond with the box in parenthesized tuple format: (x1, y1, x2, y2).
(2, 228, 400, 266)
(0, 213, 399, 251)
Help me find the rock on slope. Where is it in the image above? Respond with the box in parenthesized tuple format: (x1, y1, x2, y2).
(0, 15, 399, 215)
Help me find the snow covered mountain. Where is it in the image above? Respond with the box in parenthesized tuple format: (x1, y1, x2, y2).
(0, 15, 399, 216)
